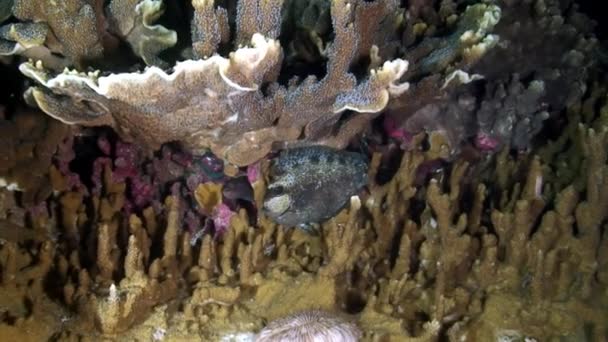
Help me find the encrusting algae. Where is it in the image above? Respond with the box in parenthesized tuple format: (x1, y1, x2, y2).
(0, 0, 607, 341)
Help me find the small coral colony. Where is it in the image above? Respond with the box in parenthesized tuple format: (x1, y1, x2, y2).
(0, 0, 607, 340)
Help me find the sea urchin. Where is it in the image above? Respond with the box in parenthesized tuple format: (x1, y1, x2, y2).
(255, 310, 361, 342)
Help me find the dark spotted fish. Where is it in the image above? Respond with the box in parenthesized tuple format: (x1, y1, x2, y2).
(263, 146, 368, 227)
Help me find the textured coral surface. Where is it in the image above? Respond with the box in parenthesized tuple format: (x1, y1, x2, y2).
(0, 0, 607, 341)
(1, 91, 607, 340)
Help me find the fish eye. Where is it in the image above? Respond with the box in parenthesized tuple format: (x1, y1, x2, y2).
(265, 185, 285, 198)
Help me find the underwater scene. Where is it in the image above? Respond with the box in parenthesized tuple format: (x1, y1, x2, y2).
(0, 0, 607, 340)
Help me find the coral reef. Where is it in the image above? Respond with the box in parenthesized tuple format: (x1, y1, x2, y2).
(9, 0, 596, 164)
(106, 0, 177, 67)
(0, 0, 606, 341)
(12, 0, 104, 66)
(387, 0, 597, 153)
(1, 84, 607, 339)
(0, 107, 71, 204)
(1, 0, 176, 69)
(16, 0, 415, 166)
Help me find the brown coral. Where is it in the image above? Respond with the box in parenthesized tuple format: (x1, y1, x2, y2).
(0, 108, 70, 204)
(12, 0, 104, 66)
(106, 0, 177, 67)
(0, 1, 607, 341)
(1, 103, 607, 339)
(20, 0, 409, 166)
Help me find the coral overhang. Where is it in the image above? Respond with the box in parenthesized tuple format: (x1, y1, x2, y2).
(18, 0, 416, 166)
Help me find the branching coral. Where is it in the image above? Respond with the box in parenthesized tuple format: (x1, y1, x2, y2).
(71, 197, 181, 334)
(0, 18, 70, 70)
(106, 0, 177, 67)
(475, 75, 549, 150)
(386, 0, 599, 154)
(1, 0, 176, 69)
(0, 22, 47, 55)
(12, 0, 104, 66)
(3, 0, 602, 163)
(475, 0, 597, 109)
(0, 107, 70, 203)
(385, 2, 501, 128)
(17, 0, 410, 166)
(190, 0, 229, 58)
(2, 86, 606, 339)
(5, 1, 418, 165)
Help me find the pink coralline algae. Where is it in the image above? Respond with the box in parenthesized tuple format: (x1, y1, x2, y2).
(212, 203, 235, 237)
(56, 133, 242, 238)
(97, 135, 112, 155)
(91, 140, 155, 213)
(474, 132, 500, 152)
(383, 115, 413, 148)
(247, 162, 261, 184)
(112, 141, 140, 181)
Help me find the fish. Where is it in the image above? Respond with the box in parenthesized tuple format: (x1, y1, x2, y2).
(263, 146, 368, 227)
